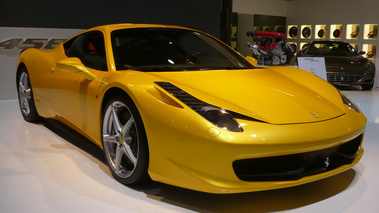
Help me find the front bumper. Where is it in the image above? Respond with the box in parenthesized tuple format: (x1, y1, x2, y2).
(233, 134, 362, 181)
(327, 72, 374, 86)
(145, 105, 366, 194)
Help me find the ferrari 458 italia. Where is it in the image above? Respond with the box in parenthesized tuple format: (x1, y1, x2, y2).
(17, 24, 366, 194)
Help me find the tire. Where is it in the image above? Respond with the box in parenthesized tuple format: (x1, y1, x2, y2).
(17, 67, 40, 122)
(361, 84, 373, 91)
(102, 95, 150, 185)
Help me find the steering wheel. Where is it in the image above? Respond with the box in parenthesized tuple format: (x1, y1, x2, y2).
(187, 52, 206, 63)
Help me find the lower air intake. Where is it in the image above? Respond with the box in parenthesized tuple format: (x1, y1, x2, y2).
(233, 134, 362, 181)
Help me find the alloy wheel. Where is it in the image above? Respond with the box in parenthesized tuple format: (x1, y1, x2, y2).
(103, 100, 139, 179)
(18, 72, 32, 116)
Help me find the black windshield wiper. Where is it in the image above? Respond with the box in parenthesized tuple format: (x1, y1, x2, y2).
(209, 66, 252, 70)
(132, 66, 187, 71)
(123, 65, 252, 72)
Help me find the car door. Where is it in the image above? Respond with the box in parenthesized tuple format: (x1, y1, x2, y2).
(47, 30, 108, 137)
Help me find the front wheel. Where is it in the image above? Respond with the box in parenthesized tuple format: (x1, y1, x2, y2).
(102, 96, 150, 185)
(17, 67, 40, 122)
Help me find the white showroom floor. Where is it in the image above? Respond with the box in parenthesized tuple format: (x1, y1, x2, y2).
(0, 89, 378, 213)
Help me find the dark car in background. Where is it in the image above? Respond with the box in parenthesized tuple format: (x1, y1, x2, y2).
(297, 41, 375, 90)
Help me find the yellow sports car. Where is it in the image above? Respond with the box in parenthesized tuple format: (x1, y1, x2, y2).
(17, 24, 366, 194)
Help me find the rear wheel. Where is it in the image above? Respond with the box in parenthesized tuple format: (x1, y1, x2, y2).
(102, 96, 150, 185)
(17, 67, 40, 122)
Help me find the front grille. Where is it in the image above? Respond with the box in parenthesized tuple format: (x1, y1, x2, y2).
(233, 134, 362, 181)
(326, 65, 342, 72)
(327, 73, 362, 84)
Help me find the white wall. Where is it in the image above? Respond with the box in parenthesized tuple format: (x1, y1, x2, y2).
(234, 0, 379, 23)
(286, 0, 379, 23)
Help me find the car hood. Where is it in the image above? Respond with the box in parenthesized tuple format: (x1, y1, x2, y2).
(325, 55, 367, 66)
(149, 67, 345, 124)
(306, 55, 368, 72)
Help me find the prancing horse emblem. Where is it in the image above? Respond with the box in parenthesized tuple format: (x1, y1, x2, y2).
(324, 157, 331, 168)
(310, 112, 319, 118)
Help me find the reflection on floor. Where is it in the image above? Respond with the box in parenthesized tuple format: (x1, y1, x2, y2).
(1, 89, 378, 213)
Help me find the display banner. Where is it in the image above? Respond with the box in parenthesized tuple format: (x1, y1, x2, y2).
(297, 57, 327, 81)
(0, 27, 83, 100)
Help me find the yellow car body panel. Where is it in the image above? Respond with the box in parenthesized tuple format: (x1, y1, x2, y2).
(16, 24, 367, 194)
(149, 67, 345, 124)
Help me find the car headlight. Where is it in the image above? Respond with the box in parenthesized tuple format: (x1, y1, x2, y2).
(364, 61, 375, 73)
(199, 106, 243, 132)
(339, 91, 360, 113)
(155, 82, 247, 132)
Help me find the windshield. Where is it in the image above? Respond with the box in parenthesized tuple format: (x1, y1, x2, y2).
(111, 28, 255, 71)
(307, 42, 359, 56)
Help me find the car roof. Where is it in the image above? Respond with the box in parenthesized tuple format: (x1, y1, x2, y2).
(63, 23, 202, 44)
(310, 40, 349, 45)
(85, 23, 195, 34)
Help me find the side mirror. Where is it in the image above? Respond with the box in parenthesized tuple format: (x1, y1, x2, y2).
(358, 51, 366, 55)
(57, 58, 96, 81)
(246, 56, 258, 67)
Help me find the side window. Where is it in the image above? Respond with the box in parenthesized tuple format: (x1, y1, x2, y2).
(63, 36, 77, 53)
(65, 31, 107, 71)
